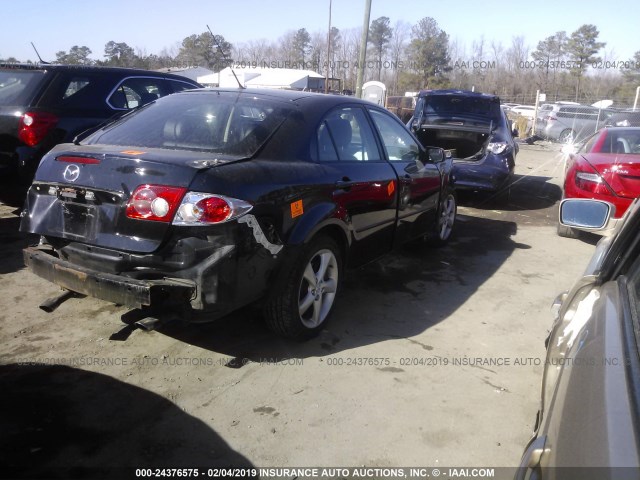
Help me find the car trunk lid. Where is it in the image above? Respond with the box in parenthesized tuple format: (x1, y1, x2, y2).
(20, 144, 240, 253)
(412, 92, 498, 160)
(586, 154, 640, 199)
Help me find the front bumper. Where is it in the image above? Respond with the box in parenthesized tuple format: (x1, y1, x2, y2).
(23, 247, 196, 309)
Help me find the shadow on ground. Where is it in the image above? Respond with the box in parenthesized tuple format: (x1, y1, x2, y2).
(138, 213, 525, 364)
(458, 174, 562, 212)
(0, 364, 255, 479)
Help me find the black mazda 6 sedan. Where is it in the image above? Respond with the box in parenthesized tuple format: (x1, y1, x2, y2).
(20, 88, 456, 338)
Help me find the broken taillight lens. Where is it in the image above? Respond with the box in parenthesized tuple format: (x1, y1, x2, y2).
(125, 185, 187, 222)
(174, 193, 253, 225)
(18, 111, 59, 147)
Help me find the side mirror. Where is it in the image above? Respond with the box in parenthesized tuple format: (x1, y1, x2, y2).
(426, 147, 446, 163)
(512, 128, 519, 138)
(559, 199, 613, 229)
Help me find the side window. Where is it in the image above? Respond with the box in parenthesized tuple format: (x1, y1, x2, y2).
(581, 132, 600, 153)
(63, 77, 91, 99)
(169, 80, 197, 93)
(317, 121, 339, 161)
(108, 77, 169, 110)
(368, 108, 420, 161)
(45, 74, 104, 109)
(317, 107, 380, 162)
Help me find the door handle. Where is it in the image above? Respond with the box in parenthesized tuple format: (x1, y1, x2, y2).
(402, 174, 414, 184)
(335, 177, 354, 190)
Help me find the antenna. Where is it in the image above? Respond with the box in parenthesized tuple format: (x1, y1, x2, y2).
(30, 42, 50, 64)
(206, 25, 244, 89)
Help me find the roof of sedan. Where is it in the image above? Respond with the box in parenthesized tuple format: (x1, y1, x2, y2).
(177, 87, 378, 107)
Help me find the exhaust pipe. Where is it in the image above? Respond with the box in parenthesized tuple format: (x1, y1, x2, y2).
(39, 290, 77, 313)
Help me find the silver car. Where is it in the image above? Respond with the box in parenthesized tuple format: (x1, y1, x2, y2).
(517, 198, 640, 479)
(535, 104, 613, 143)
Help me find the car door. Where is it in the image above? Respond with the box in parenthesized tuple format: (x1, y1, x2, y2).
(367, 107, 442, 244)
(316, 105, 398, 266)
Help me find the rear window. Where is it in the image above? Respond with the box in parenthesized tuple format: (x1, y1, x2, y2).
(0, 69, 45, 106)
(416, 94, 500, 120)
(88, 92, 293, 157)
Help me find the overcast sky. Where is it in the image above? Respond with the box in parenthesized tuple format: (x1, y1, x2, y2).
(2, 0, 637, 63)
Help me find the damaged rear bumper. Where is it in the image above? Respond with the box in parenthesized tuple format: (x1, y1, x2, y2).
(23, 247, 195, 310)
(452, 153, 515, 192)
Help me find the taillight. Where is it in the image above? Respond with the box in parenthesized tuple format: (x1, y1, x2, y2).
(573, 159, 613, 195)
(125, 185, 187, 222)
(174, 192, 253, 225)
(56, 155, 101, 164)
(487, 142, 509, 154)
(18, 111, 59, 147)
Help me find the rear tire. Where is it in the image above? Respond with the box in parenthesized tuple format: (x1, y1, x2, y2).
(559, 129, 575, 144)
(264, 236, 342, 339)
(557, 222, 581, 239)
(426, 190, 457, 247)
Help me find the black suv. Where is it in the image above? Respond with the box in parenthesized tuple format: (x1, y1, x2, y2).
(0, 64, 201, 181)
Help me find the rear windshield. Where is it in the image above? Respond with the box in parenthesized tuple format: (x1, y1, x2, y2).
(0, 69, 45, 106)
(88, 92, 293, 157)
(416, 95, 500, 120)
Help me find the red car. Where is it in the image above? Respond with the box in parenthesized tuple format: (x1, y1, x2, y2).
(559, 127, 640, 238)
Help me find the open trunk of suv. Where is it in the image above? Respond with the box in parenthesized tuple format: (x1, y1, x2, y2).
(413, 124, 491, 159)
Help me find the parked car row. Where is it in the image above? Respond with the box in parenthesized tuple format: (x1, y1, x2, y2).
(535, 102, 614, 143)
(7, 62, 640, 473)
(0, 63, 201, 182)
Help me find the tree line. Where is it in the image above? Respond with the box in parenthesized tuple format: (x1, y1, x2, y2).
(2, 18, 639, 106)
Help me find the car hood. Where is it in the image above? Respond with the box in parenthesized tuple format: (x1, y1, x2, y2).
(20, 143, 244, 253)
(584, 153, 640, 199)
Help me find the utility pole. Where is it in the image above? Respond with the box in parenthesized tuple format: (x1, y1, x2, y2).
(324, 0, 332, 94)
(355, 0, 372, 98)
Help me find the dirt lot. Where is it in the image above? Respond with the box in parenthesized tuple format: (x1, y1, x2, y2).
(0, 142, 598, 478)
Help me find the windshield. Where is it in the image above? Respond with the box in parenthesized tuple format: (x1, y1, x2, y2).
(88, 92, 293, 157)
(0, 69, 45, 106)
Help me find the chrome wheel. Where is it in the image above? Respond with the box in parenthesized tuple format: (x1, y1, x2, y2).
(298, 248, 339, 329)
(438, 193, 456, 241)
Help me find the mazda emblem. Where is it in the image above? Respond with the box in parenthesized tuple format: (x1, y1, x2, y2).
(63, 164, 80, 182)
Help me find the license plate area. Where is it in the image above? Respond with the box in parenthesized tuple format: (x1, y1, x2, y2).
(60, 201, 96, 239)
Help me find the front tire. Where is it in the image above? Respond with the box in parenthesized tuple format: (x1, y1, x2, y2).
(557, 222, 581, 239)
(265, 236, 342, 339)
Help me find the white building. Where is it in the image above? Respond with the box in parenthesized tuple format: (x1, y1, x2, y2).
(197, 67, 329, 91)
